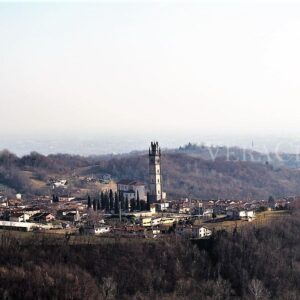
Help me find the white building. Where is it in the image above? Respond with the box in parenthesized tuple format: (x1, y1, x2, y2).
(20, 208, 41, 217)
(117, 180, 146, 201)
(10, 212, 30, 222)
(141, 217, 175, 227)
(192, 226, 212, 239)
(82, 225, 111, 235)
(156, 202, 169, 212)
(141, 217, 153, 227)
(53, 180, 68, 189)
(0, 220, 52, 231)
(239, 210, 256, 220)
(203, 208, 214, 217)
(226, 209, 255, 220)
(58, 195, 76, 202)
(150, 204, 156, 214)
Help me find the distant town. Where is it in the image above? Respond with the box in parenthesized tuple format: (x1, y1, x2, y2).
(0, 141, 294, 241)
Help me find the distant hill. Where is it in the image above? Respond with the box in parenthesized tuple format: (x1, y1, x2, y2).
(1, 147, 300, 200)
(176, 143, 300, 169)
(82, 152, 300, 200)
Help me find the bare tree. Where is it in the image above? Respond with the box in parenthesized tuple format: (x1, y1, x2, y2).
(248, 279, 270, 300)
(101, 277, 117, 300)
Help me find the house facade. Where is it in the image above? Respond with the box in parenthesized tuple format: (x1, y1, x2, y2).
(10, 213, 30, 222)
(82, 225, 111, 235)
(192, 226, 212, 239)
(117, 180, 146, 201)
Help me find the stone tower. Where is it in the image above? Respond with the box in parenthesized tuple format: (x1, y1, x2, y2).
(149, 141, 162, 203)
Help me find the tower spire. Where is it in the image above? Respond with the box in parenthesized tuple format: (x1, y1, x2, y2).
(149, 141, 162, 203)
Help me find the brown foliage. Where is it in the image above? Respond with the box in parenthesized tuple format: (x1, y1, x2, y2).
(0, 208, 299, 299)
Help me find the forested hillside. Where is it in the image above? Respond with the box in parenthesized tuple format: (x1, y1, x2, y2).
(2, 149, 300, 199)
(177, 143, 300, 169)
(84, 153, 300, 199)
(0, 205, 299, 299)
(0, 150, 93, 195)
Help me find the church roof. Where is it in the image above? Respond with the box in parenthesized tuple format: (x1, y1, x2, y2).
(117, 179, 145, 186)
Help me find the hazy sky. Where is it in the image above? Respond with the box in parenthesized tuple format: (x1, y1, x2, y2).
(1, 0, 300, 142)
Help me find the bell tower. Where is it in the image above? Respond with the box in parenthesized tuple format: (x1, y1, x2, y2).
(149, 141, 162, 203)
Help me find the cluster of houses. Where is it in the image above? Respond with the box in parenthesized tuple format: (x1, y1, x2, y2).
(0, 142, 294, 239)
(0, 188, 293, 239)
(48, 174, 112, 191)
(0, 193, 85, 232)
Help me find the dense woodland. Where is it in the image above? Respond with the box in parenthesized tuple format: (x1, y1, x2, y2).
(2, 148, 300, 199)
(0, 204, 299, 299)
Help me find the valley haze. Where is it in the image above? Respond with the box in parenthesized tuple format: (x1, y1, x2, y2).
(2, 134, 300, 157)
